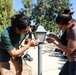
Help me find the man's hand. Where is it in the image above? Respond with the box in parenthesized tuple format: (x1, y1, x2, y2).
(28, 39, 38, 47)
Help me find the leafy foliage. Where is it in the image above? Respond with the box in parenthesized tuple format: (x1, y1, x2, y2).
(0, 0, 13, 33)
(22, 0, 33, 17)
(22, 0, 72, 32)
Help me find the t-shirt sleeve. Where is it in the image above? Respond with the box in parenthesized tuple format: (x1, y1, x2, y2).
(1, 35, 14, 51)
(68, 27, 76, 40)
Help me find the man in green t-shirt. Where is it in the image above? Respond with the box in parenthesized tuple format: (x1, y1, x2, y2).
(0, 13, 38, 75)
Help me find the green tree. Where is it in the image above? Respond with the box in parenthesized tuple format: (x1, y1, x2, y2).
(32, 0, 72, 31)
(0, 0, 13, 32)
(22, 0, 33, 17)
(22, 0, 72, 32)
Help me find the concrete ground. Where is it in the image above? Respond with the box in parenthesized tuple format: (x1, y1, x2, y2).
(10, 43, 67, 75)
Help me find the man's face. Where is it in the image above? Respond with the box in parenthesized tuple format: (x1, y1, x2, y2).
(20, 26, 30, 35)
(15, 26, 30, 35)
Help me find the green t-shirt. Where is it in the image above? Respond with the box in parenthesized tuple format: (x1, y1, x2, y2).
(0, 26, 25, 51)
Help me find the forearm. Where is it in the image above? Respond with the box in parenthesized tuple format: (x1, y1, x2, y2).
(16, 44, 30, 55)
(8, 44, 30, 57)
(53, 40, 71, 54)
(8, 39, 38, 57)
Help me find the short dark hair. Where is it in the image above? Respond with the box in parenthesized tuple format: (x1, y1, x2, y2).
(11, 13, 30, 30)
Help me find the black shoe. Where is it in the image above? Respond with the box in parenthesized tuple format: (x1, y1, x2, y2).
(23, 53, 33, 62)
(63, 55, 67, 59)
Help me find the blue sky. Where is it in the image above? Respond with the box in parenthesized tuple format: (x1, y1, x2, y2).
(14, 0, 37, 11)
(70, 0, 76, 19)
(14, 0, 76, 19)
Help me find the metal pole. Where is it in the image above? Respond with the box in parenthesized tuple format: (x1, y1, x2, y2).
(38, 42, 42, 75)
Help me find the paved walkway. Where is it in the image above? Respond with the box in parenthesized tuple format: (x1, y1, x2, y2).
(10, 43, 67, 75)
